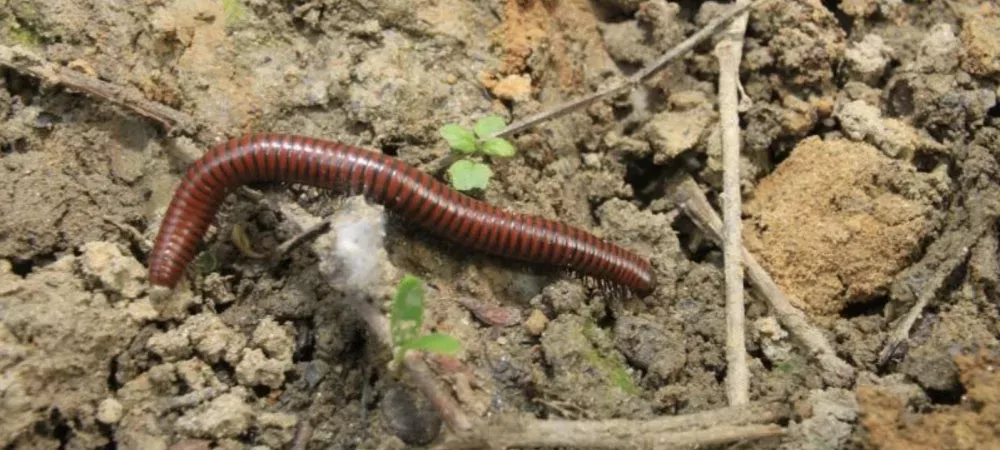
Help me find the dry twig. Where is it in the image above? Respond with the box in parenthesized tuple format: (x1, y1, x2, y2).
(421, 0, 771, 175)
(276, 202, 474, 433)
(714, 0, 752, 406)
(492, 0, 768, 139)
(271, 216, 334, 261)
(350, 297, 474, 432)
(878, 226, 985, 366)
(438, 402, 788, 449)
(0, 45, 195, 132)
(669, 175, 856, 387)
(158, 386, 230, 411)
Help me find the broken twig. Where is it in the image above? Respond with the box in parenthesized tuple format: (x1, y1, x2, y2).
(878, 226, 984, 366)
(491, 0, 769, 139)
(669, 175, 856, 387)
(715, 0, 752, 406)
(0, 45, 195, 132)
(422, 0, 770, 175)
(438, 402, 787, 449)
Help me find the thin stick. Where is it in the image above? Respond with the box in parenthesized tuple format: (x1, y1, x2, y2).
(0, 45, 195, 132)
(350, 298, 474, 432)
(878, 226, 984, 366)
(419, 0, 770, 176)
(490, 0, 769, 139)
(271, 216, 333, 261)
(669, 175, 856, 387)
(439, 402, 787, 449)
(276, 202, 474, 432)
(158, 386, 230, 411)
(715, 0, 752, 406)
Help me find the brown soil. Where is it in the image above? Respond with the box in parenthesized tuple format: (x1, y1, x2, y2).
(2, 0, 999, 448)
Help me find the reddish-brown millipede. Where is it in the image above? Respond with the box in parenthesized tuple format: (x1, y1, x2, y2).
(148, 134, 656, 295)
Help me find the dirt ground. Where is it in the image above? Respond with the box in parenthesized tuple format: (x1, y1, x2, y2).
(2, 0, 999, 448)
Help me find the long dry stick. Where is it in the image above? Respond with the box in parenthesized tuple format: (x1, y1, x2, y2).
(350, 298, 474, 432)
(0, 45, 195, 132)
(439, 402, 787, 449)
(878, 225, 984, 366)
(275, 202, 474, 433)
(424, 0, 771, 175)
(670, 175, 856, 387)
(492, 0, 769, 139)
(715, 0, 752, 406)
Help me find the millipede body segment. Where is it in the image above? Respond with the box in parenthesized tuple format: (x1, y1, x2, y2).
(148, 134, 656, 295)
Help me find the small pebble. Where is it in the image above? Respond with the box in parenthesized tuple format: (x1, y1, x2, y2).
(524, 309, 549, 336)
(96, 398, 124, 424)
(380, 385, 442, 446)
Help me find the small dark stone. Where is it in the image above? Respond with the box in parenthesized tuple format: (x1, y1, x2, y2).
(380, 385, 442, 446)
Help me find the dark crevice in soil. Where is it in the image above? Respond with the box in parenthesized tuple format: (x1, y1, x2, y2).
(987, 101, 1000, 119)
(107, 356, 122, 391)
(2, 68, 42, 101)
(252, 384, 272, 398)
(821, 0, 854, 36)
(98, 422, 116, 450)
(673, 215, 720, 264)
(622, 153, 680, 208)
(926, 384, 965, 405)
(839, 295, 890, 318)
(10, 257, 34, 277)
(34, 408, 72, 449)
(212, 361, 236, 385)
(381, 141, 400, 157)
(293, 318, 316, 363)
(749, 347, 771, 371)
(912, 148, 949, 173)
(10, 250, 59, 278)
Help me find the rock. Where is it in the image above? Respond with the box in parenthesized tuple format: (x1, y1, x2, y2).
(146, 328, 193, 362)
(593, 0, 646, 14)
(744, 137, 937, 317)
(613, 315, 686, 383)
(540, 315, 651, 417)
(781, 389, 859, 450)
(835, 100, 924, 160)
(914, 24, 960, 73)
(175, 389, 254, 439)
(643, 101, 716, 164)
(524, 309, 549, 336)
(235, 348, 291, 389)
(380, 385, 442, 446)
(959, 6, 1000, 76)
(251, 317, 295, 362)
(843, 34, 893, 85)
(78, 242, 147, 299)
(96, 398, 124, 424)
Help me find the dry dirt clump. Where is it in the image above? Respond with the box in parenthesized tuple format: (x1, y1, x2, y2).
(744, 137, 938, 317)
(859, 351, 1000, 450)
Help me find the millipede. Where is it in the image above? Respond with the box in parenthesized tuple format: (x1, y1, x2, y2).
(148, 134, 657, 295)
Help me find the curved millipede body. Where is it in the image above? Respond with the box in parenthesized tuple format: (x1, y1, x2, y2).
(148, 134, 656, 295)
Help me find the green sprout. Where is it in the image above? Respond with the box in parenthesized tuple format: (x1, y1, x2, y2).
(222, 0, 247, 27)
(390, 275, 461, 366)
(438, 115, 517, 191)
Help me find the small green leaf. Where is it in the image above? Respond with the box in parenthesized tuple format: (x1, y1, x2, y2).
(439, 124, 477, 154)
(403, 333, 462, 356)
(447, 159, 493, 191)
(481, 138, 516, 157)
(473, 115, 507, 139)
(390, 275, 425, 348)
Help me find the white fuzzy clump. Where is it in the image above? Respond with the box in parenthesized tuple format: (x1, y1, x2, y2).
(329, 197, 390, 292)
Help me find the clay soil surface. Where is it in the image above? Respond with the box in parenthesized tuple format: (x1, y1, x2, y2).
(2, 0, 1000, 449)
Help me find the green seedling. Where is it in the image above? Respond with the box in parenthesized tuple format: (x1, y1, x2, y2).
(438, 115, 517, 191)
(222, 0, 247, 27)
(390, 275, 461, 366)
